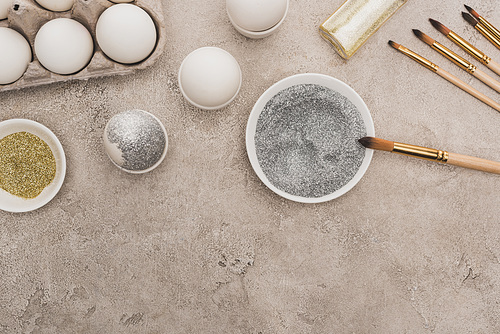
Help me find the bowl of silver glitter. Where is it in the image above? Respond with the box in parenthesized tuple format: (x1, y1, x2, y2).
(103, 110, 168, 174)
(246, 73, 375, 203)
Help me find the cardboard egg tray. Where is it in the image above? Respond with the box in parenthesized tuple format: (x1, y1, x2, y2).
(0, 0, 166, 92)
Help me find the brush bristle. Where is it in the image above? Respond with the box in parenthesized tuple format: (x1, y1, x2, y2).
(429, 18, 451, 35)
(358, 137, 394, 152)
(464, 5, 480, 19)
(462, 12, 478, 26)
(413, 29, 435, 45)
(388, 40, 400, 49)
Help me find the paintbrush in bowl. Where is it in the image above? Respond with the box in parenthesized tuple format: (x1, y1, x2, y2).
(358, 137, 500, 174)
(464, 5, 500, 44)
(462, 12, 500, 50)
(429, 18, 500, 76)
(388, 40, 500, 112)
(413, 29, 500, 93)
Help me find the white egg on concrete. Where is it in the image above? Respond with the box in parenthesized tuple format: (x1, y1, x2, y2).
(109, 0, 134, 3)
(178, 47, 242, 110)
(35, 0, 74, 12)
(226, 0, 289, 38)
(0, 27, 32, 85)
(96, 4, 157, 64)
(0, 0, 12, 20)
(34, 18, 94, 75)
(104, 110, 168, 174)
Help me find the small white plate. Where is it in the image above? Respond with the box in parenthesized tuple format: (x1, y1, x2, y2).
(0, 119, 66, 212)
(246, 73, 375, 203)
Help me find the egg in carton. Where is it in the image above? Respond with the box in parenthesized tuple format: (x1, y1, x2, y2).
(0, 0, 166, 92)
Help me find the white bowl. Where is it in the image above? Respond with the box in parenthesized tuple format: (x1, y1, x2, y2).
(246, 73, 375, 203)
(0, 119, 66, 212)
(227, 0, 289, 39)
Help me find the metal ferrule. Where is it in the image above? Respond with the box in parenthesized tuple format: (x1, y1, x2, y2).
(476, 24, 500, 49)
(432, 41, 476, 73)
(447, 31, 490, 65)
(393, 142, 449, 163)
(478, 17, 500, 41)
(398, 45, 438, 72)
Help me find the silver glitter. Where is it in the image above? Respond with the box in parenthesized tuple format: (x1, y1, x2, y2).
(106, 110, 166, 171)
(255, 84, 367, 198)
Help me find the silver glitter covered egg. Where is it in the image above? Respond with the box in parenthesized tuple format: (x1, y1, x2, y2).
(103, 110, 168, 174)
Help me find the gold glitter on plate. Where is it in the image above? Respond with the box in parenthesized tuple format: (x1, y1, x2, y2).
(0, 131, 56, 199)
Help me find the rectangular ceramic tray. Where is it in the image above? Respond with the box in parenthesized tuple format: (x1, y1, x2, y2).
(0, 0, 166, 92)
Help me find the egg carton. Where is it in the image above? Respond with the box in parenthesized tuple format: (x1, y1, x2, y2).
(0, 0, 165, 92)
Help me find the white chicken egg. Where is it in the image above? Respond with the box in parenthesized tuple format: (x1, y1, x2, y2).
(96, 4, 157, 64)
(178, 47, 242, 110)
(34, 0, 74, 12)
(109, 0, 134, 2)
(34, 18, 94, 75)
(0, 27, 32, 85)
(0, 0, 11, 20)
(226, 0, 288, 32)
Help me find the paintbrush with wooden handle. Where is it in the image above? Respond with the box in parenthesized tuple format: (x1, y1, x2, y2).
(464, 5, 500, 48)
(359, 137, 500, 174)
(388, 40, 500, 113)
(430, 18, 500, 76)
(413, 29, 500, 93)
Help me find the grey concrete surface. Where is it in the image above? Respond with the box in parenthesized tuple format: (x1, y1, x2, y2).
(1, 0, 499, 333)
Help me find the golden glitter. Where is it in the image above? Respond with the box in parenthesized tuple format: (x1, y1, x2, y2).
(0, 131, 56, 199)
(319, 0, 407, 59)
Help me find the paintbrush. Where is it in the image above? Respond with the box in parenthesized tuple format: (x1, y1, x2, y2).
(413, 29, 500, 93)
(358, 137, 500, 174)
(429, 18, 500, 76)
(464, 5, 500, 43)
(462, 12, 500, 50)
(388, 40, 500, 112)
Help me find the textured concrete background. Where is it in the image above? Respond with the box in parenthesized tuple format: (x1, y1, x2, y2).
(1, 0, 499, 333)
